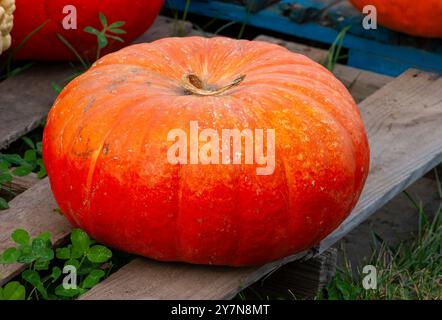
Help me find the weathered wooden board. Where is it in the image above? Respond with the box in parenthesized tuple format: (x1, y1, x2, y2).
(250, 248, 337, 298)
(320, 70, 442, 251)
(0, 16, 191, 151)
(0, 64, 72, 150)
(80, 69, 442, 299)
(0, 173, 40, 200)
(134, 16, 193, 43)
(0, 179, 70, 286)
(255, 35, 393, 103)
(79, 250, 313, 300)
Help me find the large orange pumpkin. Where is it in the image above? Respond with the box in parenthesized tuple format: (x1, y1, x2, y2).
(43, 37, 370, 266)
(350, 0, 442, 38)
(10, 0, 163, 60)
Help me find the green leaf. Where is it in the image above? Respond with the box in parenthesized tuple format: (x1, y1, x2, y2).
(24, 149, 37, 163)
(0, 154, 26, 166)
(56, 247, 71, 260)
(0, 173, 13, 184)
(0, 159, 11, 170)
(71, 229, 91, 255)
(12, 166, 32, 177)
(22, 270, 48, 299)
(31, 238, 54, 262)
(1, 282, 26, 300)
(16, 244, 35, 264)
(84, 26, 101, 36)
(1, 247, 20, 263)
(97, 33, 108, 49)
(52, 82, 63, 94)
(87, 245, 112, 263)
(108, 28, 126, 35)
(36, 142, 43, 155)
(34, 259, 50, 271)
(81, 269, 105, 289)
(37, 159, 47, 179)
(335, 276, 351, 300)
(21, 137, 35, 150)
(109, 21, 125, 28)
(106, 35, 124, 43)
(12, 229, 30, 246)
(0, 197, 9, 210)
(36, 231, 52, 242)
(99, 12, 108, 27)
(50, 266, 62, 282)
(54, 284, 82, 298)
(65, 259, 80, 270)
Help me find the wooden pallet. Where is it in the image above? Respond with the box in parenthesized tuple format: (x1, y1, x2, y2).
(1, 17, 442, 299)
(165, 0, 442, 76)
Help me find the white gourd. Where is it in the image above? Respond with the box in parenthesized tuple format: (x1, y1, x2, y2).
(0, 0, 15, 54)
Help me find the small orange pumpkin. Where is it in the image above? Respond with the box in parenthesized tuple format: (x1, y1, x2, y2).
(43, 37, 369, 266)
(350, 0, 442, 38)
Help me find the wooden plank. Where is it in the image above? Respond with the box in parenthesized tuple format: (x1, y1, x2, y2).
(0, 173, 40, 201)
(255, 35, 393, 102)
(81, 69, 442, 300)
(0, 16, 191, 151)
(255, 35, 328, 64)
(134, 16, 193, 43)
(250, 248, 337, 299)
(320, 70, 442, 251)
(0, 64, 72, 150)
(0, 179, 71, 286)
(80, 250, 314, 300)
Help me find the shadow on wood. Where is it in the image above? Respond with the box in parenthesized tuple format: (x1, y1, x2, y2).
(249, 248, 337, 299)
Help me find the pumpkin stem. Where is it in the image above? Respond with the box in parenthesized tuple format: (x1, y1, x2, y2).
(181, 73, 245, 96)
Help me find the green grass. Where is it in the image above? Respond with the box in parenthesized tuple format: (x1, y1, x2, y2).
(322, 169, 442, 300)
(323, 26, 350, 72)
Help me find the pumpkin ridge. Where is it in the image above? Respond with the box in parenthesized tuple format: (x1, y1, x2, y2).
(246, 78, 359, 145)
(43, 36, 369, 266)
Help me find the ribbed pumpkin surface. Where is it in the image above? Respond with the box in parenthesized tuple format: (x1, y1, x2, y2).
(43, 37, 369, 266)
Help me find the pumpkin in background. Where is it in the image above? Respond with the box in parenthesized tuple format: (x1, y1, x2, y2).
(350, 0, 442, 38)
(10, 0, 163, 60)
(43, 37, 370, 266)
(0, 0, 15, 54)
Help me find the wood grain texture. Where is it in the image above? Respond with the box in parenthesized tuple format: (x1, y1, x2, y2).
(0, 64, 72, 150)
(254, 35, 393, 103)
(134, 16, 193, 43)
(0, 16, 190, 151)
(321, 69, 442, 250)
(0, 179, 70, 286)
(250, 248, 337, 299)
(79, 250, 313, 300)
(0, 173, 40, 200)
(79, 69, 442, 300)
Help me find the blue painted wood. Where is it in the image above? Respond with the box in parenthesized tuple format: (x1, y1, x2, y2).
(165, 0, 442, 76)
(218, 0, 278, 12)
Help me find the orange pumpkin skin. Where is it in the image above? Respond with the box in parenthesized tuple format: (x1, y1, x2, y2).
(11, 0, 164, 61)
(43, 37, 370, 266)
(350, 0, 442, 38)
